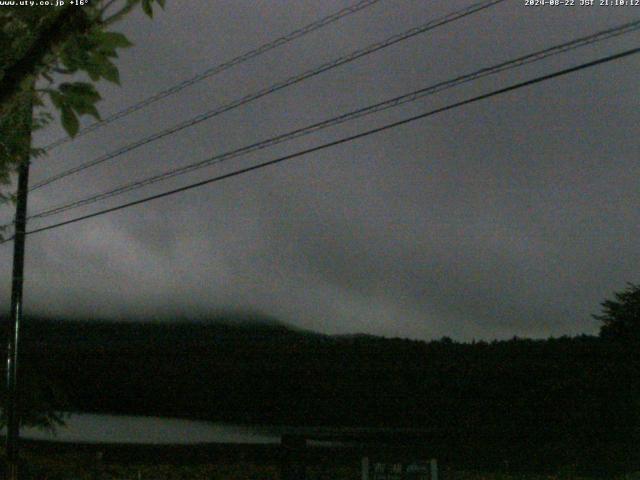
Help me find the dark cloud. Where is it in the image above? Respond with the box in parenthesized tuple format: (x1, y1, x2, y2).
(1, 0, 638, 340)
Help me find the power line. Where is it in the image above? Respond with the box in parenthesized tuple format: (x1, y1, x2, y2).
(7, 45, 637, 243)
(31, 0, 506, 191)
(23, 19, 640, 223)
(40, 0, 384, 151)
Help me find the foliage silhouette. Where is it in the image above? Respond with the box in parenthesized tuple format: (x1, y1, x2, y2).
(2, 311, 637, 475)
(595, 282, 640, 342)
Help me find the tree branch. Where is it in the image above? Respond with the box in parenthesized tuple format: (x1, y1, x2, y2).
(99, 0, 120, 16)
(102, 0, 140, 26)
(0, 7, 92, 117)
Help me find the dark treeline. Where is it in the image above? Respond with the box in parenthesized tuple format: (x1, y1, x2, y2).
(1, 314, 638, 475)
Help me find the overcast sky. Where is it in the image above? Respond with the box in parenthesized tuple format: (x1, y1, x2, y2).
(1, 0, 638, 341)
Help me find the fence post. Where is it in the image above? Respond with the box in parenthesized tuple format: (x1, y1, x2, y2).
(362, 456, 369, 480)
(430, 458, 438, 480)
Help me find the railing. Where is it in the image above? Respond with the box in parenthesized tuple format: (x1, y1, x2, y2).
(280, 433, 439, 480)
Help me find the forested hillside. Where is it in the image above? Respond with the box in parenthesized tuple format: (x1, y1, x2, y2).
(1, 315, 637, 474)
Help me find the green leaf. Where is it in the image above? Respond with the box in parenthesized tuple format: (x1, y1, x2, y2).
(142, 0, 153, 17)
(84, 54, 120, 84)
(155, 0, 165, 8)
(58, 48, 77, 72)
(30, 147, 46, 159)
(96, 31, 133, 50)
(60, 105, 79, 137)
(85, 62, 101, 81)
(100, 49, 119, 59)
(59, 82, 101, 103)
(100, 60, 120, 85)
(48, 90, 64, 109)
(32, 92, 44, 107)
(59, 41, 86, 72)
(54, 83, 102, 120)
(72, 102, 101, 121)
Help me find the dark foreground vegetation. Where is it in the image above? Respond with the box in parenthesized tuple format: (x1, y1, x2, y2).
(1, 440, 639, 480)
(1, 305, 638, 477)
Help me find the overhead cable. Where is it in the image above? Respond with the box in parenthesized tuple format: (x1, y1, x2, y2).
(24, 19, 640, 223)
(5, 45, 636, 243)
(40, 0, 384, 151)
(31, 0, 506, 191)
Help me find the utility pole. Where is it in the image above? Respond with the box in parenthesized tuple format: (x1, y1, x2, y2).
(4, 80, 33, 480)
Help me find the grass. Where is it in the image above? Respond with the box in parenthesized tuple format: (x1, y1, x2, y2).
(2, 447, 638, 479)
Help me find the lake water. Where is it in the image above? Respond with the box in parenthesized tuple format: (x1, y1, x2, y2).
(17, 413, 282, 444)
(12, 413, 414, 445)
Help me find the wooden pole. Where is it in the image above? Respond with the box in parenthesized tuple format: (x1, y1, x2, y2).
(4, 78, 33, 480)
(362, 456, 369, 480)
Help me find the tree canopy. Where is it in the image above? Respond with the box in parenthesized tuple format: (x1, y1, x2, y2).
(0, 0, 165, 203)
(595, 282, 640, 342)
(0, 0, 165, 429)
